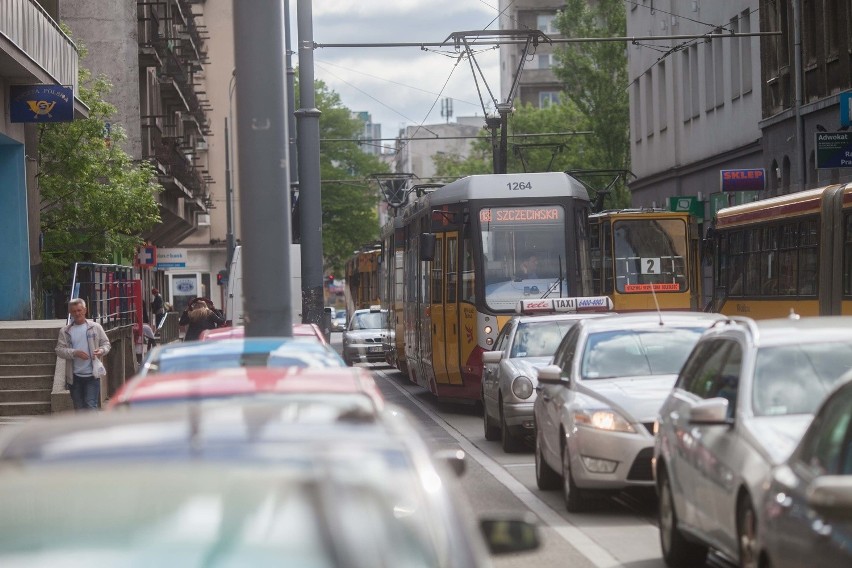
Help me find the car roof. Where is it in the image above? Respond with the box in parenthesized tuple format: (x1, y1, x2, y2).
(0, 398, 417, 465)
(514, 313, 612, 325)
(111, 366, 384, 408)
(200, 324, 328, 344)
(576, 311, 725, 332)
(708, 315, 852, 347)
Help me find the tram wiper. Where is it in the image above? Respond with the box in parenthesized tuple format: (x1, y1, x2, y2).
(540, 255, 564, 299)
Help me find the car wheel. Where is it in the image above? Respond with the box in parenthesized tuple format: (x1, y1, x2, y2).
(499, 400, 522, 453)
(658, 469, 707, 567)
(535, 427, 561, 490)
(737, 497, 759, 568)
(483, 393, 499, 441)
(561, 443, 591, 513)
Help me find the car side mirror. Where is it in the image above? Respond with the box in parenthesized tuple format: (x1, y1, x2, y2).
(482, 351, 503, 364)
(480, 515, 541, 555)
(688, 397, 731, 425)
(807, 476, 852, 521)
(433, 448, 466, 477)
(537, 364, 563, 384)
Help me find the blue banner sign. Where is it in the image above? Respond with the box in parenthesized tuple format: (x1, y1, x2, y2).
(841, 91, 852, 128)
(10, 85, 74, 123)
(720, 168, 766, 192)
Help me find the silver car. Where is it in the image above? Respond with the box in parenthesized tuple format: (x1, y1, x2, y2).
(654, 316, 852, 568)
(482, 313, 608, 452)
(760, 372, 852, 568)
(342, 306, 387, 366)
(534, 312, 724, 512)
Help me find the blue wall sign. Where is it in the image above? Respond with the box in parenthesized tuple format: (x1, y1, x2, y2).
(720, 169, 766, 192)
(841, 92, 852, 128)
(10, 85, 74, 123)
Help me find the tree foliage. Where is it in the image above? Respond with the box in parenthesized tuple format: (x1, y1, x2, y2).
(296, 76, 388, 274)
(554, 0, 631, 207)
(38, 57, 161, 291)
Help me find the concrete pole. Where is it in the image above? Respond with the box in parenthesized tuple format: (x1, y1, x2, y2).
(296, 0, 325, 330)
(224, 116, 236, 269)
(232, 0, 292, 336)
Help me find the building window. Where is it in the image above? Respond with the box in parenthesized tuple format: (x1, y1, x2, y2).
(714, 30, 724, 107)
(658, 60, 667, 131)
(537, 53, 553, 69)
(730, 17, 741, 99)
(741, 10, 752, 95)
(803, 0, 817, 65)
(537, 14, 557, 35)
(645, 72, 654, 137)
(682, 50, 691, 121)
(690, 44, 700, 118)
(704, 39, 715, 111)
(633, 81, 642, 141)
(539, 91, 560, 108)
(825, 0, 839, 58)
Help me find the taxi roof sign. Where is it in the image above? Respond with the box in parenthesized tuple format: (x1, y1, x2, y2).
(516, 296, 613, 314)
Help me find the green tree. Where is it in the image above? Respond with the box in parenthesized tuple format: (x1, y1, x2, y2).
(554, 0, 631, 207)
(296, 75, 388, 274)
(38, 59, 161, 291)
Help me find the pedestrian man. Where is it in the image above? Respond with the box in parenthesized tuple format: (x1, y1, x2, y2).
(55, 298, 111, 411)
(151, 287, 165, 327)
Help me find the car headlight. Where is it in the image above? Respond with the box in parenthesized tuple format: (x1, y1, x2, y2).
(511, 376, 533, 399)
(574, 408, 636, 433)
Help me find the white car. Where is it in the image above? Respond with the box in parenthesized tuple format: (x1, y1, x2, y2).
(534, 312, 724, 512)
(482, 313, 608, 452)
(654, 316, 852, 568)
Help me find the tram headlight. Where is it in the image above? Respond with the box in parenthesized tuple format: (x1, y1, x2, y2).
(484, 325, 493, 334)
(486, 337, 493, 345)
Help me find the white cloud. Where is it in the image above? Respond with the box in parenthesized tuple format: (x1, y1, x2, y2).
(291, 0, 502, 134)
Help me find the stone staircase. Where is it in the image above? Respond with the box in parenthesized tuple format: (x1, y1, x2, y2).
(0, 323, 63, 424)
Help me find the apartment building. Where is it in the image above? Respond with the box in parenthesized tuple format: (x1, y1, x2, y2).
(498, 0, 564, 109)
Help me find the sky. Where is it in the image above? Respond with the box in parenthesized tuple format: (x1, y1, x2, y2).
(289, 0, 504, 139)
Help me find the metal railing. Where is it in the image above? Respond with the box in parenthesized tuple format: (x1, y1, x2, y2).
(69, 263, 138, 331)
(0, 0, 79, 92)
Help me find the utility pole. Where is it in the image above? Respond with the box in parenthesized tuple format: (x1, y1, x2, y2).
(232, 0, 292, 336)
(296, 0, 325, 330)
(284, 0, 299, 240)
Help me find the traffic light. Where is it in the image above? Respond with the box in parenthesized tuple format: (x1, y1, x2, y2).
(217, 269, 228, 286)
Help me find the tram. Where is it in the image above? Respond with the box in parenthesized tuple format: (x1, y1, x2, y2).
(380, 171, 593, 402)
(710, 182, 852, 318)
(343, 244, 381, 319)
(588, 209, 702, 311)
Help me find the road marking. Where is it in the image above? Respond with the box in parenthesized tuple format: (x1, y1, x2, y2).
(376, 368, 623, 568)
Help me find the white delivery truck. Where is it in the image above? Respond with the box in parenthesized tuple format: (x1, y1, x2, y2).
(225, 244, 302, 326)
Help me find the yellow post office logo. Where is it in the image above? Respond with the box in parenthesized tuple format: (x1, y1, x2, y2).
(26, 100, 57, 118)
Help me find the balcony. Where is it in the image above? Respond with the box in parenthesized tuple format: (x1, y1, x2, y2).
(0, 0, 86, 115)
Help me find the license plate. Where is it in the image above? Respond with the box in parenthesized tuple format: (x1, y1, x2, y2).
(367, 346, 383, 353)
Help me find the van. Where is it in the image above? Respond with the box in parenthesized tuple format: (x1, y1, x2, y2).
(225, 244, 302, 326)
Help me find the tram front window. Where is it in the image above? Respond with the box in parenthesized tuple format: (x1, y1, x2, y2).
(613, 219, 688, 293)
(479, 205, 568, 311)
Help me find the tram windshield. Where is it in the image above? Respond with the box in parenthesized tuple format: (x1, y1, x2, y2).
(612, 219, 688, 294)
(479, 205, 568, 311)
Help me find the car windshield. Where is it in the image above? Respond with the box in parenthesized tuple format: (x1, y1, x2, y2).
(350, 312, 385, 330)
(510, 320, 577, 358)
(581, 327, 705, 379)
(752, 342, 852, 416)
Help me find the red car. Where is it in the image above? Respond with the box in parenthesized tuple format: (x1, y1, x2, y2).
(200, 323, 328, 344)
(108, 366, 384, 411)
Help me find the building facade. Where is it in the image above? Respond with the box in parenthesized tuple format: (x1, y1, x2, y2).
(758, 0, 852, 194)
(626, 1, 764, 211)
(0, 0, 84, 319)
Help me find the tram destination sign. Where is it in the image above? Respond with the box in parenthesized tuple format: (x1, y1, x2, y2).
(479, 206, 563, 223)
(816, 132, 852, 169)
